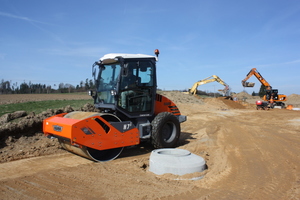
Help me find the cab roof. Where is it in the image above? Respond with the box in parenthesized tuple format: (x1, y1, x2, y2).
(100, 53, 156, 64)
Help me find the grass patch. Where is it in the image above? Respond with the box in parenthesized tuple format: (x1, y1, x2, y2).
(0, 99, 93, 116)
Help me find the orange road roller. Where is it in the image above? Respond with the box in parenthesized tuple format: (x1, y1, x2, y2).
(43, 50, 186, 161)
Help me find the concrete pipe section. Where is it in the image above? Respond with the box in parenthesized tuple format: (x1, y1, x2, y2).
(149, 148, 206, 177)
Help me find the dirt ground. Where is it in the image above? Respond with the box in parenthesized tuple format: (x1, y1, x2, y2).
(0, 92, 300, 199)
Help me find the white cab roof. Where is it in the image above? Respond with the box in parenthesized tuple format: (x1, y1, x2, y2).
(100, 53, 156, 64)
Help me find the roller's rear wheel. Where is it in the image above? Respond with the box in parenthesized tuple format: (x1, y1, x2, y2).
(151, 112, 180, 149)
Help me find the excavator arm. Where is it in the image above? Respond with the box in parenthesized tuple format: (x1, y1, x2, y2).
(241, 68, 271, 90)
(189, 76, 218, 95)
(213, 75, 230, 96)
(189, 75, 230, 96)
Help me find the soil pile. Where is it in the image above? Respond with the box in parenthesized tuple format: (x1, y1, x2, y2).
(218, 97, 245, 109)
(286, 94, 300, 106)
(0, 111, 27, 125)
(0, 103, 97, 163)
(158, 91, 204, 104)
(0, 133, 64, 163)
(202, 98, 230, 110)
(160, 91, 247, 111)
(234, 91, 256, 100)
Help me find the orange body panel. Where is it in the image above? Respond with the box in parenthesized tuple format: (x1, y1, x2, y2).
(262, 94, 287, 102)
(154, 94, 181, 116)
(43, 113, 79, 139)
(43, 113, 140, 151)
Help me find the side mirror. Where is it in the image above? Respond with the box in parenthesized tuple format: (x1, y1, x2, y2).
(88, 90, 96, 97)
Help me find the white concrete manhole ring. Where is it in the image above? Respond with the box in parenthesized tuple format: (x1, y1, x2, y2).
(149, 148, 206, 176)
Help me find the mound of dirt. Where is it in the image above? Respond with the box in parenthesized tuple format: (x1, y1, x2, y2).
(202, 98, 230, 110)
(218, 97, 245, 109)
(0, 106, 72, 145)
(158, 91, 204, 104)
(0, 111, 27, 125)
(0, 133, 64, 163)
(159, 91, 247, 111)
(234, 91, 256, 100)
(0, 103, 98, 163)
(286, 94, 300, 106)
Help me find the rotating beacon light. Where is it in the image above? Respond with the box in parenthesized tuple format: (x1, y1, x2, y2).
(154, 49, 160, 61)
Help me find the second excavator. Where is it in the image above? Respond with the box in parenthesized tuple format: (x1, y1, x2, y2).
(189, 75, 230, 96)
(242, 68, 287, 108)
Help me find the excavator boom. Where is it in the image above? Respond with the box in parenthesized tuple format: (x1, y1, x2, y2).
(189, 75, 230, 96)
(241, 68, 271, 89)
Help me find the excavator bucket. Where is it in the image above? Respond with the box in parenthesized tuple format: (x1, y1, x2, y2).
(43, 111, 140, 161)
(242, 82, 255, 87)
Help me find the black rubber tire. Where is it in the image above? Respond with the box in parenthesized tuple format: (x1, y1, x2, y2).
(151, 112, 181, 149)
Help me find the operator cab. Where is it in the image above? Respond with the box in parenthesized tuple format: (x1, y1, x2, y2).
(91, 53, 158, 119)
(265, 87, 279, 101)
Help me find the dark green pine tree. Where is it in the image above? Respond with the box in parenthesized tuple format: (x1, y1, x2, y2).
(258, 84, 266, 98)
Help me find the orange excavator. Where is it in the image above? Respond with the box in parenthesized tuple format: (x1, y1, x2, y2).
(43, 50, 187, 161)
(242, 68, 287, 109)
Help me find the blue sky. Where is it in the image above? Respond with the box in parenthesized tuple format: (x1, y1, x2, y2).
(1, 0, 300, 95)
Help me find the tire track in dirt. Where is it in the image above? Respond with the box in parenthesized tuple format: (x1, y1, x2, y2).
(0, 173, 98, 200)
(216, 111, 299, 199)
(0, 153, 92, 181)
(201, 119, 265, 199)
(0, 151, 197, 200)
(219, 113, 297, 199)
(165, 109, 300, 200)
(0, 154, 95, 199)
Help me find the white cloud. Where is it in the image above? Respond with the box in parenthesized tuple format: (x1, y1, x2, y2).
(0, 11, 64, 45)
(252, 59, 300, 69)
(0, 11, 51, 25)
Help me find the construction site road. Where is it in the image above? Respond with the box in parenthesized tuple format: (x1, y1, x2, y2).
(0, 94, 300, 199)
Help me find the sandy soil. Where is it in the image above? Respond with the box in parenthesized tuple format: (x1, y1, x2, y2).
(0, 92, 300, 199)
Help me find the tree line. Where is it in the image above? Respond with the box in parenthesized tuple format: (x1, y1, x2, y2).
(0, 79, 95, 94)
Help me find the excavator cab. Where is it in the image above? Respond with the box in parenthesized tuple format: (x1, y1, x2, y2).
(265, 88, 279, 101)
(272, 89, 279, 100)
